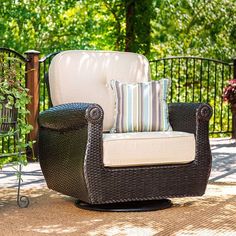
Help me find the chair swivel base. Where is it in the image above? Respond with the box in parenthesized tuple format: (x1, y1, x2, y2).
(75, 199, 172, 212)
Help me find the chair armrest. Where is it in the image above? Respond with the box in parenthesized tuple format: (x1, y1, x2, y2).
(168, 103, 212, 135)
(38, 103, 104, 132)
(38, 103, 104, 201)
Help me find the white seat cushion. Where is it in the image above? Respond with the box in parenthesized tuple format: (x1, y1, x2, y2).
(103, 131, 195, 167)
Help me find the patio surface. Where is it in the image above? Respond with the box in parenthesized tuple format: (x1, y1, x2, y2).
(0, 138, 236, 189)
(0, 138, 236, 236)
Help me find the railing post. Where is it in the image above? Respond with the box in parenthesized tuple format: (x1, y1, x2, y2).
(232, 58, 236, 139)
(233, 58, 236, 80)
(25, 50, 40, 157)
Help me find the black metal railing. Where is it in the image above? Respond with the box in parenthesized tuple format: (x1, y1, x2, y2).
(149, 56, 234, 136)
(39, 52, 59, 112)
(0, 48, 28, 155)
(39, 54, 235, 137)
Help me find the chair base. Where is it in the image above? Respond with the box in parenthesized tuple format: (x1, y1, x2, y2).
(75, 199, 172, 212)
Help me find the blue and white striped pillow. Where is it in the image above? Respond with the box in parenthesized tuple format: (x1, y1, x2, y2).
(110, 79, 172, 133)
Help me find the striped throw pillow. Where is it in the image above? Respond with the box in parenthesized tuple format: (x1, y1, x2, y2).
(110, 79, 172, 133)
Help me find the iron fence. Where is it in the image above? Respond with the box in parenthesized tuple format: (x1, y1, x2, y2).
(39, 52, 59, 112)
(0, 48, 28, 156)
(149, 57, 234, 136)
(1, 49, 234, 141)
(39, 54, 235, 137)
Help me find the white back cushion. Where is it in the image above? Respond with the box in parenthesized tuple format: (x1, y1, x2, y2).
(49, 50, 151, 131)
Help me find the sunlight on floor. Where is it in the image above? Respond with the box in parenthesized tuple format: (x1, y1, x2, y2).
(88, 223, 159, 236)
(25, 225, 79, 234)
(206, 184, 236, 196)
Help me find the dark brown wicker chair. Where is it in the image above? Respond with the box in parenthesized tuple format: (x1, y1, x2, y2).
(38, 50, 212, 211)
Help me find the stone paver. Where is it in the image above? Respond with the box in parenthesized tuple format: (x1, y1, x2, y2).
(209, 138, 236, 183)
(0, 138, 236, 189)
(0, 162, 45, 189)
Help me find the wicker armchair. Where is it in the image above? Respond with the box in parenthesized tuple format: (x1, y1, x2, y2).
(38, 50, 212, 211)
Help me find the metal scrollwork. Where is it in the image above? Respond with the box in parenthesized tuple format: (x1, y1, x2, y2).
(17, 195, 30, 208)
(17, 159, 30, 208)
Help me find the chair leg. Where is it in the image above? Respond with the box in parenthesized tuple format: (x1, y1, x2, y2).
(75, 199, 172, 212)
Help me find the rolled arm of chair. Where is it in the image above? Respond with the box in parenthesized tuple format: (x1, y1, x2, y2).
(38, 103, 104, 201)
(38, 103, 104, 132)
(168, 103, 212, 135)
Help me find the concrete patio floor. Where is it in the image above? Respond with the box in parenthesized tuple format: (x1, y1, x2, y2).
(0, 138, 236, 189)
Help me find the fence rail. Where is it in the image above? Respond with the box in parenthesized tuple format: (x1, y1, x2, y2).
(0, 48, 235, 158)
(0, 48, 28, 156)
(39, 52, 59, 112)
(149, 56, 235, 136)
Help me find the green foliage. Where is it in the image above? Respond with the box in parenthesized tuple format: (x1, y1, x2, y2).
(0, 0, 126, 54)
(0, 56, 32, 168)
(150, 0, 236, 60)
(1, 0, 235, 60)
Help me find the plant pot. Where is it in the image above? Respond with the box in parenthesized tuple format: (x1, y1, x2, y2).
(0, 100, 17, 133)
(230, 103, 236, 139)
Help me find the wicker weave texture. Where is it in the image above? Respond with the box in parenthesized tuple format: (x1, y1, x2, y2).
(39, 102, 212, 204)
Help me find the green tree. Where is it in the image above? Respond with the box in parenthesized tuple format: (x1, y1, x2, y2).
(150, 0, 236, 60)
(0, 0, 235, 59)
(0, 0, 125, 54)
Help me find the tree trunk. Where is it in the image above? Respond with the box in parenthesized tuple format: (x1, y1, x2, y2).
(125, 0, 135, 52)
(125, 0, 152, 56)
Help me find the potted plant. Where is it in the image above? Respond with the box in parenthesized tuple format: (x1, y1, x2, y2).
(223, 79, 236, 138)
(0, 56, 33, 168)
(223, 79, 236, 104)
